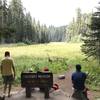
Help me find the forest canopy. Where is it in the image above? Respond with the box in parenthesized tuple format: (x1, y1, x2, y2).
(0, 0, 91, 44)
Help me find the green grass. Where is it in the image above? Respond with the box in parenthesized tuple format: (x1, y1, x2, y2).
(0, 42, 84, 73)
(0, 42, 82, 82)
(0, 42, 84, 72)
(0, 42, 83, 58)
(0, 42, 100, 90)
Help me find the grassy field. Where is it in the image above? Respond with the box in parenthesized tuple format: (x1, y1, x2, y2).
(0, 42, 83, 58)
(0, 42, 84, 73)
(0, 42, 100, 89)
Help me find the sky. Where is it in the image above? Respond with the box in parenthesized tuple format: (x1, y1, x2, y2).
(8, 0, 100, 27)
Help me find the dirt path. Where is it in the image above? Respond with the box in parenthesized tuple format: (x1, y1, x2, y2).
(0, 69, 100, 100)
(54, 68, 100, 100)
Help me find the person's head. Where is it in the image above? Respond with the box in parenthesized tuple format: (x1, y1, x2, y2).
(5, 51, 10, 57)
(76, 64, 81, 72)
(44, 67, 49, 71)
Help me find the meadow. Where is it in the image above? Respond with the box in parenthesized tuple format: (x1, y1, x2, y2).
(0, 42, 100, 90)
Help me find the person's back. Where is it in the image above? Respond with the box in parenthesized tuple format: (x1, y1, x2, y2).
(72, 64, 87, 90)
(71, 64, 88, 100)
(72, 71, 86, 90)
(0, 51, 15, 97)
(1, 57, 14, 76)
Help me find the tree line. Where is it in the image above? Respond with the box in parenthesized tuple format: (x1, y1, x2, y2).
(66, 7, 100, 64)
(0, 0, 92, 44)
(65, 8, 91, 42)
(0, 0, 66, 44)
(0, 0, 100, 63)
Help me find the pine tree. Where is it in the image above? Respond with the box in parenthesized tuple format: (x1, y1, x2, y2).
(0, 0, 2, 42)
(0, 0, 11, 43)
(65, 8, 91, 42)
(0, 0, 2, 29)
(9, 0, 25, 42)
(23, 12, 33, 43)
(81, 2, 100, 64)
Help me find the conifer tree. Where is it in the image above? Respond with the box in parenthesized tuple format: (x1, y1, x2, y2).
(82, 2, 100, 64)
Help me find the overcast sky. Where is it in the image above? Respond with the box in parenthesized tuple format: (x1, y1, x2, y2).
(8, 0, 99, 26)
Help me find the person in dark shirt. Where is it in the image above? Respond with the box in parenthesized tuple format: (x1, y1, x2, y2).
(72, 64, 87, 90)
(71, 64, 88, 100)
